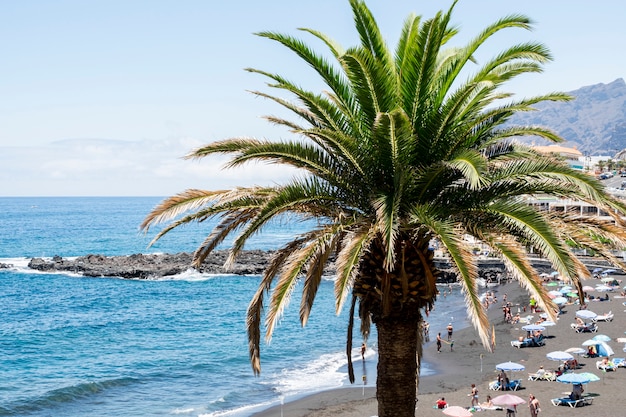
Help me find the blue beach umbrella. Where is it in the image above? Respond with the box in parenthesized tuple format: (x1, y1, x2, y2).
(553, 297, 568, 305)
(496, 361, 525, 372)
(592, 334, 612, 342)
(557, 372, 592, 384)
(560, 286, 573, 294)
(592, 268, 603, 274)
(522, 324, 545, 332)
(578, 372, 601, 382)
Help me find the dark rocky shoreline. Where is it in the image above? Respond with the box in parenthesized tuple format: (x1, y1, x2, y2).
(0, 250, 614, 280)
(25, 250, 274, 279)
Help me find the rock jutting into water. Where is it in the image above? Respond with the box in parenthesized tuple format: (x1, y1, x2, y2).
(27, 251, 274, 279)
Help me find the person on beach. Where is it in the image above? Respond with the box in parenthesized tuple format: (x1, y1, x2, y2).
(506, 404, 517, 416)
(480, 395, 494, 409)
(497, 370, 509, 390)
(435, 397, 447, 409)
(528, 394, 540, 416)
(468, 383, 479, 408)
(361, 343, 366, 360)
(436, 332, 442, 353)
(570, 383, 584, 400)
(447, 323, 453, 341)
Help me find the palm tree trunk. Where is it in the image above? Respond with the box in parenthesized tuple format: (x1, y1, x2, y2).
(376, 316, 419, 417)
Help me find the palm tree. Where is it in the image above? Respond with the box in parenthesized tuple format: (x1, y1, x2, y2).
(141, 1, 626, 416)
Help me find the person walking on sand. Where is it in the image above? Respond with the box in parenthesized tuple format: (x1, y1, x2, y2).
(446, 323, 453, 341)
(360, 343, 366, 360)
(468, 383, 479, 408)
(436, 332, 442, 353)
(528, 394, 540, 417)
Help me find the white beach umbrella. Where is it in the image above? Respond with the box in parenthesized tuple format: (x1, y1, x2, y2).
(592, 334, 612, 342)
(546, 351, 574, 361)
(582, 286, 595, 292)
(595, 285, 613, 292)
(565, 347, 586, 355)
(496, 361, 525, 372)
(553, 297, 568, 305)
(576, 310, 597, 320)
(548, 290, 562, 298)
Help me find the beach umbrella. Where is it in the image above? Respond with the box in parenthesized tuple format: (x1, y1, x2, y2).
(491, 394, 526, 407)
(541, 320, 556, 327)
(582, 285, 595, 292)
(565, 347, 586, 355)
(560, 286, 573, 293)
(578, 372, 601, 382)
(546, 282, 558, 287)
(595, 285, 613, 292)
(601, 277, 616, 283)
(592, 268, 603, 274)
(496, 361, 525, 372)
(553, 296, 568, 305)
(603, 269, 617, 274)
(592, 334, 612, 342)
(548, 290, 562, 298)
(442, 405, 472, 417)
(566, 292, 579, 298)
(522, 324, 545, 332)
(550, 271, 559, 276)
(576, 310, 597, 320)
(557, 372, 593, 384)
(546, 351, 574, 362)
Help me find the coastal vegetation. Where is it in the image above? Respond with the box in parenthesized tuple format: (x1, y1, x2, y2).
(141, 1, 626, 416)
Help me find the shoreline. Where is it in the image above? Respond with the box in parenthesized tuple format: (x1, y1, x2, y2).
(252, 279, 626, 417)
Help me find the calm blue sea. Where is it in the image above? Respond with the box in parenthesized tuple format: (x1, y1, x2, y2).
(0, 197, 470, 417)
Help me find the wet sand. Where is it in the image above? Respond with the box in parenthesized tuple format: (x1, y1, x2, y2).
(252, 277, 626, 416)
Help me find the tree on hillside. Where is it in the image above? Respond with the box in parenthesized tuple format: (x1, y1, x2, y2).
(141, 1, 626, 416)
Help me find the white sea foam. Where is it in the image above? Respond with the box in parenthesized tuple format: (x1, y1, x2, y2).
(269, 350, 350, 396)
(198, 400, 275, 417)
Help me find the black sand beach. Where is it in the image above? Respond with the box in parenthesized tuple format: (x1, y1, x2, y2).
(253, 278, 626, 417)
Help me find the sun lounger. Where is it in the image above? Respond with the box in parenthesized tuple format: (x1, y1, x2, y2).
(597, 360, 616, 371)
(511, 334, 546, 348)
(550, 397, 593, 407)
(592, 311, 614, 322)
(528, 371, 556, 381)
(570, 322, 598, 333)
(489, 379, 522, 391)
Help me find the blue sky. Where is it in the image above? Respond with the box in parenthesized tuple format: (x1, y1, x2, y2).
(1, 0, 624, 196)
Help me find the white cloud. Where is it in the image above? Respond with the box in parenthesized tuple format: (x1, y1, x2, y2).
(0, 137, 298, 196)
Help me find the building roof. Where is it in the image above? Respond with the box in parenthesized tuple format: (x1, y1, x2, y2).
(532, 145, 583, 158)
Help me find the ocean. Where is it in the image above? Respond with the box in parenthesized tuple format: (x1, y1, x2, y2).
(0, 197, 471, 417)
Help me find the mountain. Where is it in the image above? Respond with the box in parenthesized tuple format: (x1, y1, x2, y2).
(509, 78, 626, 156)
